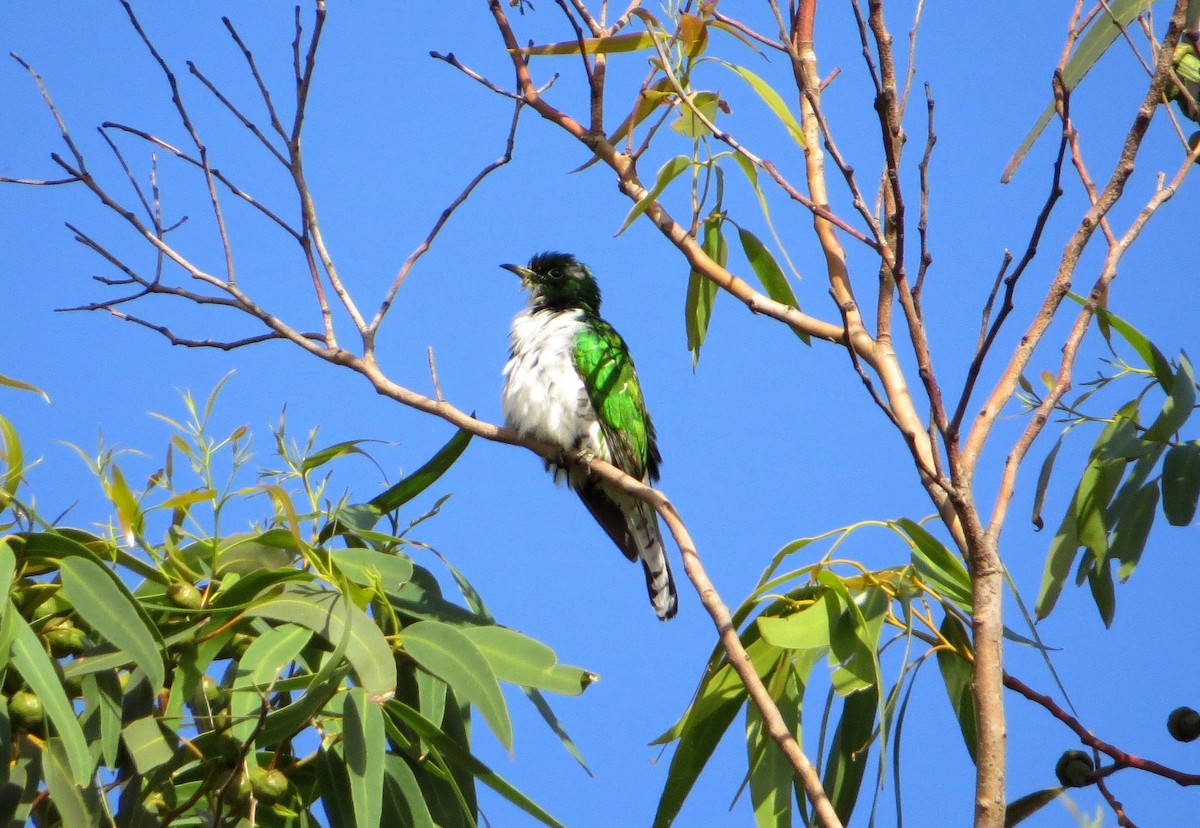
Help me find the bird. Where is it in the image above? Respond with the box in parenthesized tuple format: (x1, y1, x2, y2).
(500, 251, 678, 620)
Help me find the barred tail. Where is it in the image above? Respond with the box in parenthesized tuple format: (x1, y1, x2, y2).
(636, 510, 678, 620)
(575, 478, 678, 620)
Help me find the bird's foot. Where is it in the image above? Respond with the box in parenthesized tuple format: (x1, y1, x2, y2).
(574, 447, 598, 469)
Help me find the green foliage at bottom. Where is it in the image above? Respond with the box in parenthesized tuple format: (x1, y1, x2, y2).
(0, 382, 593, 826)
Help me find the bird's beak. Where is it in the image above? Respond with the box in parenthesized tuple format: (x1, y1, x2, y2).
(500, 263, 535, 284)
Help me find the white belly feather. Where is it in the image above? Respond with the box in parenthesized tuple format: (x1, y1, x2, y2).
(502, 308, 608, 465)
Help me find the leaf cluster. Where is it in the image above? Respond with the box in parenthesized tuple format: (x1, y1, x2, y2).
(0, 383, 592, 827)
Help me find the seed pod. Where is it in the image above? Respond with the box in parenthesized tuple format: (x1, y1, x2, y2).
(45, 625, 88, 657)
(1054, 750, 1095, 788)
(8, 690, 44, 730)
(1168, 707, 1200, 742)
(250, 767, 290, 803)
(168, 581, 204, 609)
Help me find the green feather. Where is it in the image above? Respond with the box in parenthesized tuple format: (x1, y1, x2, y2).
(573, 318, 661, 481)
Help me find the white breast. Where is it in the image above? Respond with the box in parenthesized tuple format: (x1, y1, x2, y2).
(502, 308, 607, 462)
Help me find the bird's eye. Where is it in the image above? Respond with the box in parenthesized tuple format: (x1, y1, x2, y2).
(548, 268, 563, 280)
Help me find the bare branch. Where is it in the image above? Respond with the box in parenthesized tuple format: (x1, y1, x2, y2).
(368, 97, 525, 346)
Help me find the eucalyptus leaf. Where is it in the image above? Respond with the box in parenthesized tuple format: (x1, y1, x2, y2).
(403, 620, 512, 751)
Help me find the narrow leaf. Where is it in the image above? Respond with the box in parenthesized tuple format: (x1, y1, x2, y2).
(518, 31, 659, 56)
(713, 60, 806, 147)
(1162, 441, 1200, 525)
(460, 625, 595, 696)
(1110, 482, 1159, 580)
(894, 519, 973, 611)
(1031, 436, 1064, 530)
(0, 374, 49, 402)
(1002, 0, 1153, 182)
(685, 214, 726, 367)
(936, 615, 977, 762)
(42, 738, 100, 826)
(403, 620, 512, 751)
(381, 754, 436, 828)
(821, 685, 879, 825)
(1144, 354, 1196, 442)
(737, 226, 809, 345)
(1035, 504, 1081, 620)
(61, 556, 166, 690)
(345, 686, 386, 828)
(617, 155, 691, 236)
(386, 701, 566, 827)
(1004, 787, 1066, 826)
(369, 429, 473, 514)
(1087, 557, 1116, 627)
(245, 582, 397, 700)
(10, 615, 93, 784)
(302, 440, 370, 472)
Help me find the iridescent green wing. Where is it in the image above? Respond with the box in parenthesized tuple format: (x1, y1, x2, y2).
(573, 318, 661, 481)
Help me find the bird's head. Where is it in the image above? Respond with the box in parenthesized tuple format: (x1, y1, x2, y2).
(502, 252, 602, 314)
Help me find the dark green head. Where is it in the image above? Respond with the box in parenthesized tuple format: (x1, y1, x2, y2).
(502, 252, 602, 314)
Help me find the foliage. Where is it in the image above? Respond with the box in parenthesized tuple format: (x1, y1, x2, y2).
(0, 382, 592, 827)
(1030, 300, 1200, 627)
(3, 1, 1200, 827)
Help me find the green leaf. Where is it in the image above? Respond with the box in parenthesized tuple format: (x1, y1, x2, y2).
(0, 373, 49, 402)
(1162, 441, 1200, 525)
(403, 620, 512, 751)
(686, 214, 726, 368)
(713, 60, 806, 148)
(331, 548, 415, 596)
(758, 592, 834, 651)
(1144, 354, 1196, 442)
(0, 415, 23, 507)
(518, 31, 659, 56)
(936, 614, 977, 763)
(122, 716, 175, 774)
(523, 688, 592, 775)
(821, 576, 885, 696)
(737, 226, 809, 345)
(1110, 482, 1159, 580)
(317, 746, 360, 828)
(1004, 787, 1066, 826)
(1087, 557, 1116, 627)
(1072, 295, 1175, 388)
(61, 556, 166, 691)
(821, 684, 878, 825)
(746, 664, 800, 828)
(0, 541, 16, 622)
(302, 440, 370, 472)
(42, 737, 102, 826)
(617, 155, 691, 236)
(894, 519, 972, 611)
(244, 582, 397, 700)
(671, 90, 720, 138)
(1002, 0, 1152, 182)
(10, 614, 92, 784)
(386, 701, 566, 828)
(381, 754, 436, 828)
(460, 625, 595, 696)
(652, 635, 775, 827)
(106, 464, 143, 544)
(1072, 455, 1126, 559)
(1031, 435, 1064, 530)
(345, 686, 386, 828)
(1036, 499, 1081, 620)
(229, 624, 313, 746)
(369, 429, 473, 514)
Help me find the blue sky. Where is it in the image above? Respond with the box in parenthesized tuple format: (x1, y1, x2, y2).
(2, 2, 1199, 826)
